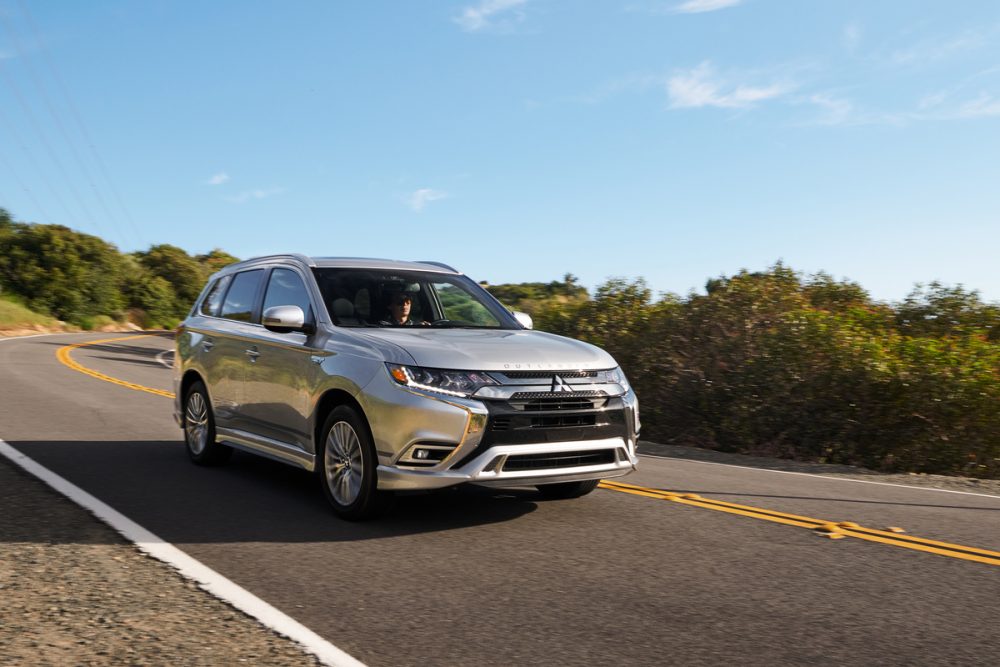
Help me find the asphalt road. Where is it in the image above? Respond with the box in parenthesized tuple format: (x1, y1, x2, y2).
(2, 332, 999, 666)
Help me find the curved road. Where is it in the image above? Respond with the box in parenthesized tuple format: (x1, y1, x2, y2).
(2, 332, 999, 666)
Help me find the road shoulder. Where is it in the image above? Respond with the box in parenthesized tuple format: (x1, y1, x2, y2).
(0, 454, 322, 666)
(639, 440, 1000, 496)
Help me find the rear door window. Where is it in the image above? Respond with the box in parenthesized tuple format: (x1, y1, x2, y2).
(220, 269, 265, 322)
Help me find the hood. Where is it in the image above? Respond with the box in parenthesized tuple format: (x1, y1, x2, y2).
(350, 328, 617, 371)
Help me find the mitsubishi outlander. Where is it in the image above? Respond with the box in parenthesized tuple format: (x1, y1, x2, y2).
(174, 255, 639, 519)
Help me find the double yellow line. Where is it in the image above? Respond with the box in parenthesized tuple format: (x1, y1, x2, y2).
(57, 335, 1000, 568)
(56, 334, 175, 399)
(599, 480, 1000, 567)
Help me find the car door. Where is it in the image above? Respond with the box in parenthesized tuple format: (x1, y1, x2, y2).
(210, 268, 267, 432)
(241, 266, 320, 449)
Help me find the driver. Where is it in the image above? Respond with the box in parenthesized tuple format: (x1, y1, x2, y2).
(379, 292, 426, 326)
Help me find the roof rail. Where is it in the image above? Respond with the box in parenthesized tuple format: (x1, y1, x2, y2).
(237, 253, 316, 268)
(417, 260, 458, 272)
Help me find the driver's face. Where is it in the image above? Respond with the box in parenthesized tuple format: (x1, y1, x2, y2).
(390, 296, 411, 321)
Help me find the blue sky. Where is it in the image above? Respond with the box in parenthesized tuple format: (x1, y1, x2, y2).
(1, 0, 999, 301)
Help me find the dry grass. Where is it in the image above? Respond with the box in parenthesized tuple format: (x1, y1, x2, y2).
(0, 297, 60, 332)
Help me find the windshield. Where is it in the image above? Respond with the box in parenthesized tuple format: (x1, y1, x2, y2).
(312, 268, 520, 329)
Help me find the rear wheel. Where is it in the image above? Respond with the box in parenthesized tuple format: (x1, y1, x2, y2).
(536, 479, 599, 499)
(318, 405, 391, 520)
(183, 381, 232, 465)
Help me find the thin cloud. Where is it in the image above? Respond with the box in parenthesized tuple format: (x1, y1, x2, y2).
(843, 23, 862, 54)
(673, 0, 742, 14)
(667, 62, 791, 109)
(407, 188, 449, 211)
(888, 30, 987, 67)
(206, 172, 229, 186)
(947, 93, 1000, 119)
(807, 93, 855, 126)
(454, 0, 528, 32)
(224, 187, 285, 204)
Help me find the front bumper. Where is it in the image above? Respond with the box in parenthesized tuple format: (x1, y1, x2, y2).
(376, 436, 638, 490)
(360, 370, 641, 491)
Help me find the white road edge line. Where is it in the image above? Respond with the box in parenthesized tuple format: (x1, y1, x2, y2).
(638, 453, 1000, 500)
(0, 439, 366, 667)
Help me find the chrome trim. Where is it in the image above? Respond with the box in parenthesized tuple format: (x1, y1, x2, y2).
(216, 427, 316, 471)
(473, 382, 626, 400)
(375, 437, 637, 491)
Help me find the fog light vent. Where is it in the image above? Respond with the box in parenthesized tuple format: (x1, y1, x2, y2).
(399, 442, 456, 467)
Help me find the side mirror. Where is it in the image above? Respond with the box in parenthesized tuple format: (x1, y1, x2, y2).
(512, 311, 533, 330)
(263, 305, 314, 334)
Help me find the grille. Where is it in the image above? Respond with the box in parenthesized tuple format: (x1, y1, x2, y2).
(491, 416, 513, 431)
(508, 392, 608, 411)
(502, 450, 615, 471)
(500, 370, 600, 379)
(530, 415, 597, 428)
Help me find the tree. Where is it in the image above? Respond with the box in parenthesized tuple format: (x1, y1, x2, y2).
(134, 244, 205, 317)
(196, 248, 240, 275)
(0, 221, 125, 323)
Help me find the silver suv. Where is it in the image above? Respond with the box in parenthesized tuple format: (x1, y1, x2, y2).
(174, 255, 639, 519)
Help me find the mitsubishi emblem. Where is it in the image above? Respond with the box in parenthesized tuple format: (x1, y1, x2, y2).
(551, 375, 574, 393)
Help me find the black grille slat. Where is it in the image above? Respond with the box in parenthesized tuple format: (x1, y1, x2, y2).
(530, 415, 597, 428)
(500, 371, 599, 379)
(491, 417, 512, 431)
(508, 392, 608, 412)
(502, 450, 615, 471)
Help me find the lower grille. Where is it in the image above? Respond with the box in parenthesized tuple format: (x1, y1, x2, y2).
(508, 392, 608, 411)
(530, 415, 597, 428)
(502, 449, 615, 472)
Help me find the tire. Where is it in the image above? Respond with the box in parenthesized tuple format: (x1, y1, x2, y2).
(318, 405, 391, 520)
(536, 479, 600, 500)
(183, 381, 232, 466)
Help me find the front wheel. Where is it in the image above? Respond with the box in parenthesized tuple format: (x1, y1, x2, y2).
(318, 406, 391, 520)
(183, 381, 232, 466)
(536, 479, 600, 500)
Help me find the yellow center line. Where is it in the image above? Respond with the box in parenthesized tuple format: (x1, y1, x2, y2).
(599, 480, 1000, 567)
(56, 334, 176, 399)
(56, 336, 1000, 567)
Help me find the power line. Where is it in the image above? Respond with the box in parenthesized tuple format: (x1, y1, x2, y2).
(0, 144, 55, 225)
(0, 8, 136, 248)
(14, 0, 148, 250)
(0, 103, 82, 229)
(0, 52, 112, 243)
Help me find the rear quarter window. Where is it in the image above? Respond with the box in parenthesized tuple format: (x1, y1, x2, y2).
(199, 275, 232, 317)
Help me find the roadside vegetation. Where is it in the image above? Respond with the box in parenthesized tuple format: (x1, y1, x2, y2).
(0, 295, 60, 331)
(3, 207, 998, 477)
(0, 207, 238, 330)
(486, 268, 1000, 479)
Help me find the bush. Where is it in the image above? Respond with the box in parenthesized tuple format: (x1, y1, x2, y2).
(491, 264, 1000, 478)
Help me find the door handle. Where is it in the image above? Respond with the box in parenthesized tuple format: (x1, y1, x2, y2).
(202, 339, 214, 351)
(245, 347, 260, 361)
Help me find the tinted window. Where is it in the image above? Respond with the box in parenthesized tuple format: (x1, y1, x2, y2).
(199, 275, 232, 317)
(311, 268, 517, 329)
(262, 268, 314, 322)
(220, 270, 264, 322)
(434, 282, 499, 326)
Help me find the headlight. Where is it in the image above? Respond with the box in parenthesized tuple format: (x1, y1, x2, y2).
(604, 367, 630, 391)
(386, 364, 498, 398)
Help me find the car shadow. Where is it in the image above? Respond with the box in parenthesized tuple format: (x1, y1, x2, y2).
(2, 440, 540, 546)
